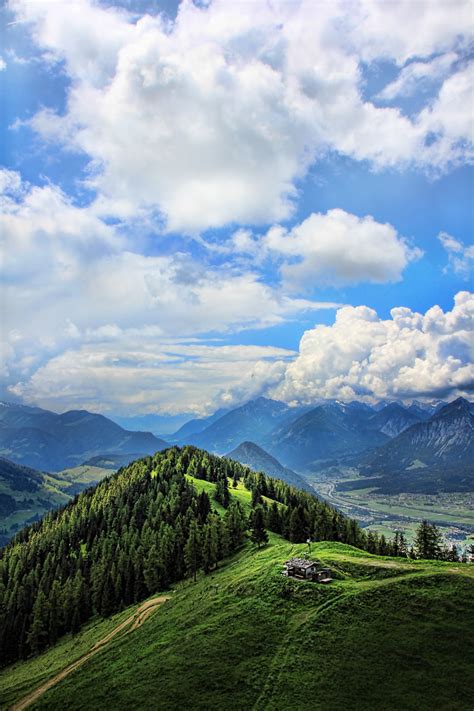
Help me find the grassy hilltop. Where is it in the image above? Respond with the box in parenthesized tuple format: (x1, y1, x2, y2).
(1, 476, 473, 711)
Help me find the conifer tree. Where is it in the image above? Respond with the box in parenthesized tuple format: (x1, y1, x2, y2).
(289, 506, 308, 543)
(414, 520, 443, 559)
(184, 519, 201, 582)
(27, 591, 49, 654)
(250, 507, 269, 548)
(268, 502, 282, 533)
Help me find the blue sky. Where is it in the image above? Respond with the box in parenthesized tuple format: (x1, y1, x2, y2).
(1, 0, 473, 417)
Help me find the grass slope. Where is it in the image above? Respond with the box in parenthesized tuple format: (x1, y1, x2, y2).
(1, 482, 473, 711)
(0, 463, 113, 544)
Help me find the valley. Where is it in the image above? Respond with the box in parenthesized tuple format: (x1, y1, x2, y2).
(308, 470, 474, 547)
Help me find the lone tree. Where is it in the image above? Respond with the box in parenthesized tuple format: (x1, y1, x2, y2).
(250, 507, 269, 548)
(414, 520, 443, 560)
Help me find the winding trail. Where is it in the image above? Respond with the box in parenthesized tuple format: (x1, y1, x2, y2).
(10, 596, 171, 711)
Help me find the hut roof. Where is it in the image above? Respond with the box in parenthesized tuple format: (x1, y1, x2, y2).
(285, 558, 319, 569)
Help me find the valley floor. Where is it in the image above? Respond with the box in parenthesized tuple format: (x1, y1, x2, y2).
(1, 537, 473, 711)
(308, 471, 474, 549)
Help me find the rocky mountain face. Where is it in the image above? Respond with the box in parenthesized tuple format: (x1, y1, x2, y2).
(346, 398, 474, 493)
(179, 398, 300, 453)
(368, 402, 422, 438)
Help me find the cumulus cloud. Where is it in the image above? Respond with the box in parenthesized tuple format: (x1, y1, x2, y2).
(263, 209, 421, 290)
(439, 231, 474, 278)
(273, 292, 474, 404)
(10, 0, 474, 231)
(0, 169, 338, 394)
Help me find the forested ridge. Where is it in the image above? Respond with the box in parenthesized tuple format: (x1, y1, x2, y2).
(0, 446, 410, 666)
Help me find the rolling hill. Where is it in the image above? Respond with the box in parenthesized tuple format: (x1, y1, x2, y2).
(0, 401, 168, 471)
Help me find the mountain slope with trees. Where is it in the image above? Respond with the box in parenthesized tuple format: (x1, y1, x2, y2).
(0, 446, 366, 667)
(226, 441, 314, 492)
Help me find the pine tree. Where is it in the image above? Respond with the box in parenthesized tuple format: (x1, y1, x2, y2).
(27, 591, 49, 654)
(289, 506, 308, 543)
(251, 487, 263, 507)
(268, 502, 282, 533)
(215, 476, 230, 508)
(414, 520, 443, 559)
(184, 519, 201, 582)
(250, 507, 269, 548)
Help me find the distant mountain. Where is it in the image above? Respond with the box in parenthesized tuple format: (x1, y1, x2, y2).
(0, 402, 168, 472)
(225, 441, 314, 493)
(181, 398, 298, 453)
(171, 407, 231, 441)
(265, 402, 388, 471)
(345, 398, 474, 493)
(368, 402, 422, 438)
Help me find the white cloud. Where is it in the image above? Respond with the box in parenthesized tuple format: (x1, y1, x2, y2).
(439, 231, 474, 278)
(377, 53, 458, 101)
(0, 169, 120, 282)
(0, 57, 6, 71)
(10, 0, 474, 231)
(263, 209, 421, 289)
(0, 170, 338, 393)
(273, 291, 474, 404)
(9, 338, 293, 416)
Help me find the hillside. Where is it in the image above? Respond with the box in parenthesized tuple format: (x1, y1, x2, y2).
(1, 446, 363, 668)
(0, 402, 168, 471)
(226, 441, 314, 493)
(0, 459, 75, 546)
(1, 535, 472, 710)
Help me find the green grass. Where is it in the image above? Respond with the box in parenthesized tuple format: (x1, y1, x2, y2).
(58, 466, 112, 487)
(1, 535, 472, 711)
(0, 604, 142, 707)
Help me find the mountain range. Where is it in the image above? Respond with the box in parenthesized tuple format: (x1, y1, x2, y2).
(0, 395, 472, 509)
(0, 401, 168, 472)
(345, 397, 474, 493)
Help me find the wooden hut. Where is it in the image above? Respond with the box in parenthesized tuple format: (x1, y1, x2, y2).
(283, 558, 332, 583)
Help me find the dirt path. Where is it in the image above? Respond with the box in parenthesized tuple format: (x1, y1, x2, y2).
(10, 596, 171, 711)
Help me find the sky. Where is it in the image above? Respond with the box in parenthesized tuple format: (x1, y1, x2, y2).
(0, 0, 473, 418)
